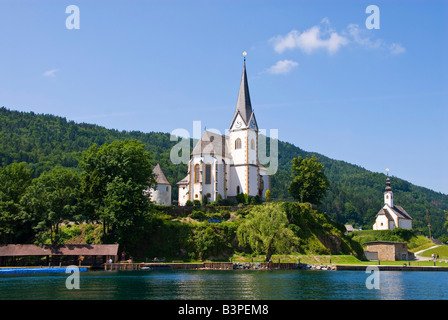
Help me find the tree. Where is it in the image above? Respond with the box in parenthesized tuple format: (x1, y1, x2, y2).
(21, 167, 81, 244)
(78, 139, 155, 251)
(288, 155, 330, 205)
(237, 203, 297, 261)
(265, 189, 271, 203)
(0, 163, 33, 243)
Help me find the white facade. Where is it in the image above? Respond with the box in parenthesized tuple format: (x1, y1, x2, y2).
(177, 60, 271, 206)
(149, 184, 171, 206)
(373, 178, 412, 230)
(148, 163, 172, 206)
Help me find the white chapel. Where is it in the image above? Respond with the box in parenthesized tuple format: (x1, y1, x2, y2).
(372, 177, 413, 230)
(176, 58, 270, 206)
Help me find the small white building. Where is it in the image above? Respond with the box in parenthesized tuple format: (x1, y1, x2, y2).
(373, 177, 412, 230)
(176, 59, 270, 206)
(148, 163, 171, 206)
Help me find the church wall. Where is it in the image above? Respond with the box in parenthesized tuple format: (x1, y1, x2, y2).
(230, 130, 247, 165)
(248, 165, 259, 197)
(260, 173, 270, 200)
(178, 184, 188, 206)
(373, 214, 390, 230)
(228, 166, 245, 197)
(150, 184, 171, 206)
(398, 219, 412, 230)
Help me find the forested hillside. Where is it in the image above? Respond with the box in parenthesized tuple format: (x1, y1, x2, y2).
(1, 107, 447, 239)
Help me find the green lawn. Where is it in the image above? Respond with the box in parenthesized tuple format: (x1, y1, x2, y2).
(419, 245, 448, 259)
(230, 253, 448, 267)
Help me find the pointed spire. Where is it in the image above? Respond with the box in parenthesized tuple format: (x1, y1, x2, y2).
(230, 52, 258, 130)
(235, 59, 252, 123)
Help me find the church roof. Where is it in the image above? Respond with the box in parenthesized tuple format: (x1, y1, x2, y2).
(230, 61, 258, 130)
(376, 204, 412, 221)
(191, 130, 231, 158)
(153, 163, 170, 185)
(176, 175, 189, 185)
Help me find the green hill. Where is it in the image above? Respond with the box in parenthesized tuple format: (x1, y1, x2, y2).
(1, 107, 447, 239)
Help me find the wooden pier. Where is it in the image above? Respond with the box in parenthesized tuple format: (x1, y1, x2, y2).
(104, 262, 234, 271)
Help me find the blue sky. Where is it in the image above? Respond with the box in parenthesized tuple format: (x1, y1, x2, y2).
(0, 1, 447, 194)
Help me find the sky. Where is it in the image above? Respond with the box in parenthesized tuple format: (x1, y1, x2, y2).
(0, 0, 447, 194)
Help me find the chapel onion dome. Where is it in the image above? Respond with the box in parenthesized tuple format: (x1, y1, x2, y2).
(385, 177, 392, 192)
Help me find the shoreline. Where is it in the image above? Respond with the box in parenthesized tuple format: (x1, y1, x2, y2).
(2, 261, 448, 274)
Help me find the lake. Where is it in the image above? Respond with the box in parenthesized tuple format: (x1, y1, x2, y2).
(0, 269, 447, 300)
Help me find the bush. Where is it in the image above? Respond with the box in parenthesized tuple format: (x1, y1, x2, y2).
(185, 200, 193, 207)
(193, 200, 201, 207)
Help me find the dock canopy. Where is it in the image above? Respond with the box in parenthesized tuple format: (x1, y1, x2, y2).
(0, 244, 119, 257)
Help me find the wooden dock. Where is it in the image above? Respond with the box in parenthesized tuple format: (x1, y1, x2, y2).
(103, 262, 448, 272)
(104, 262, 234, 271)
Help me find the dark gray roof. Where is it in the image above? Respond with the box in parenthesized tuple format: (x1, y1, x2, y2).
(191, 130, 231, 158)
(376, 204, 412, 220)
(153, 163, 170, 185)
(391, 205, 412, 220)
(230, 62, 258, 130)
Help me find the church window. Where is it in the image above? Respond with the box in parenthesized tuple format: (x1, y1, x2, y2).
(206, 193, 211, 198)
(235, 138, 242, 149)
(236, 186, 240, 194)
(251, 139, 255, 150)
(195, 194, 198, 198)
(194, 164, 200, 183)
(166, 186, 169, 192)
(205, 164, 211, 184)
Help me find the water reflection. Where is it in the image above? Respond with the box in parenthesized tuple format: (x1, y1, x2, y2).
(1, 270, 447, 300)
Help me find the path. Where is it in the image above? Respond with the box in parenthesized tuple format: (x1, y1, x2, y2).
(413, 245, 440, 261)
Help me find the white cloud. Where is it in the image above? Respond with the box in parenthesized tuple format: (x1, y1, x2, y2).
(267, 60, 299, 75)
(389, 43, 406, 55)
(271, 20, 405, 56)
(270, 19, 349, 55)
(43, 69, 59, 77)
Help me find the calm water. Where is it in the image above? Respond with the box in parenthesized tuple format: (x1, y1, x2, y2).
(0, 269, 447, 300)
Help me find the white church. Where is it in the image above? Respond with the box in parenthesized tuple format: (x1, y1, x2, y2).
(372, 177, 413, 230)
(176, 58, 270, 206)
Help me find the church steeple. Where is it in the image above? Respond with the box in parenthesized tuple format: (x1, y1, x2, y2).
(384, 177, 394, 207)
(230, 53, 258, 131)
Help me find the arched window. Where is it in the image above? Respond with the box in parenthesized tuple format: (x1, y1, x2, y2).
(251, 139, 255, 150)
(236, 186, 240, 194)
(235, 138, 242, 149)
(206, 193, 211, 198)
(194, 164, 200, 183)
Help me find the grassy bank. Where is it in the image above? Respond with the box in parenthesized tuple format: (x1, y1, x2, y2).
(229, 253, 448, 267)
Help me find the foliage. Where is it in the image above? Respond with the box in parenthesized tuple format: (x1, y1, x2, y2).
(289, 155, 330, 204)
(1, 107, 448, 240)
(265, 189, 271, 202)
(79, 139, 156, 253)
(0, 163, 33, 243)
(21, 167, 81, 244)
(237, 203, 298, 261)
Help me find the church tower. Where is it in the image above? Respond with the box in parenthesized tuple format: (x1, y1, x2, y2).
(384, 177, 394, 207)
(229, 53, 260, 197)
